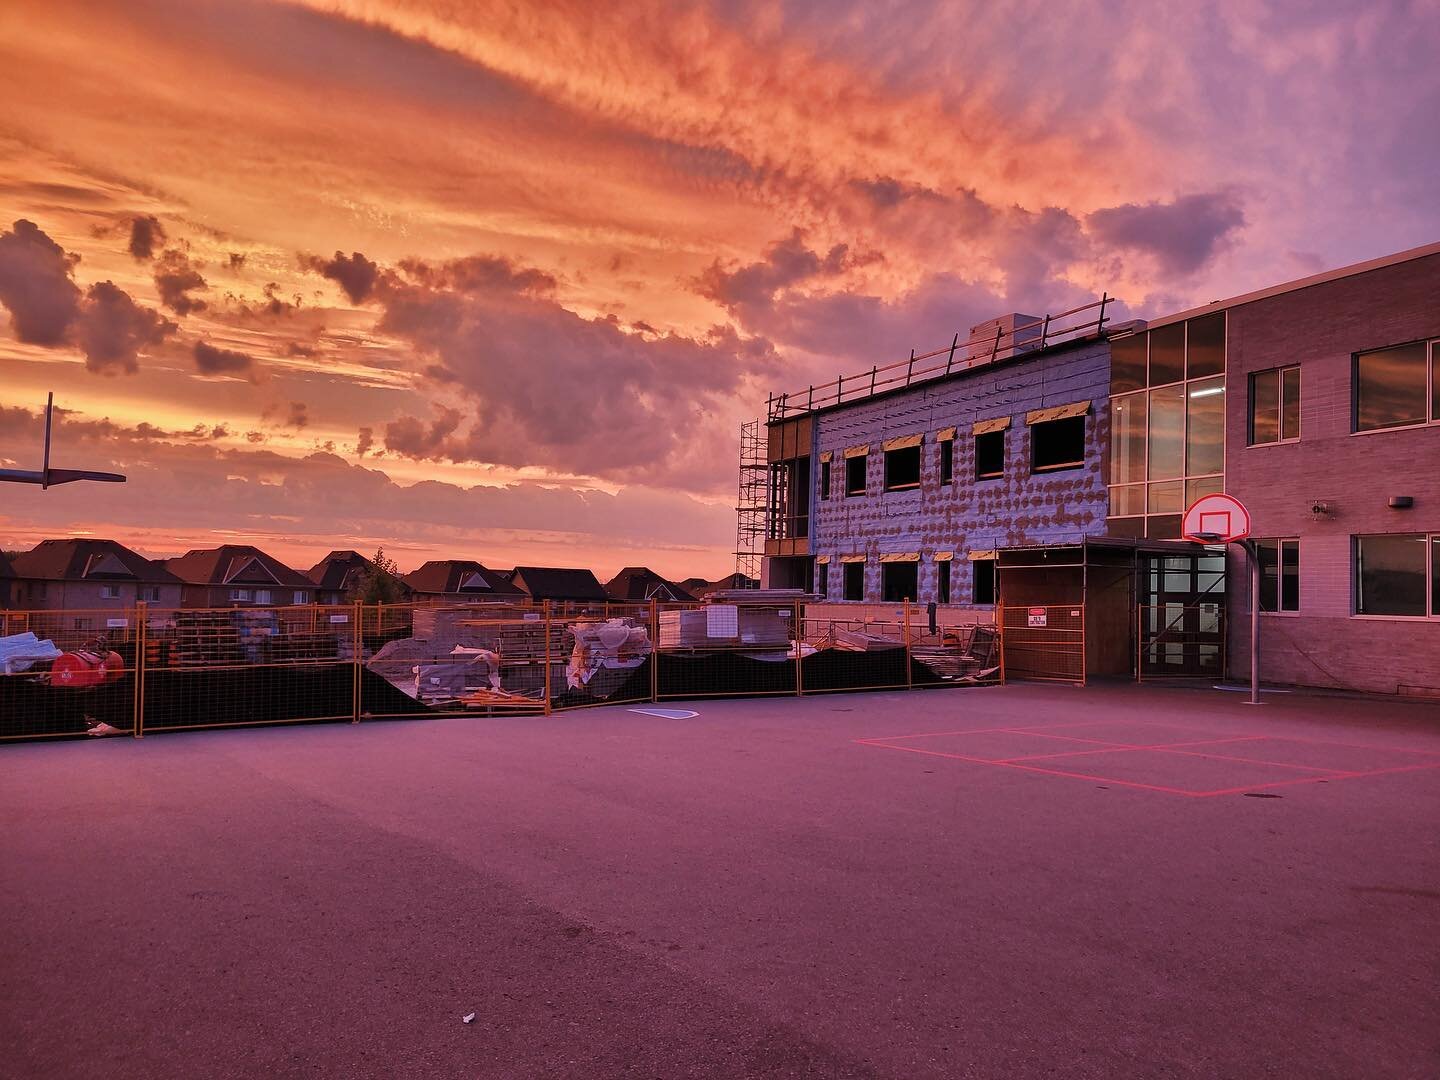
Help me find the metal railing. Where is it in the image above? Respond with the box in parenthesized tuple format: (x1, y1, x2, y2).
(767, 296, 1111, 421)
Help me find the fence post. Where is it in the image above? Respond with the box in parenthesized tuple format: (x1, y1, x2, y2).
(543, 600, 553, 716)
(1135, 604, 1143, 684)
(649, 597, 659, 703)
(903, 598, 913, 690)
(133, 600, 146, 738)
(795, 601, 804, 697)
(352, 600, 362, 723)
(1079, 606, 1087, 688)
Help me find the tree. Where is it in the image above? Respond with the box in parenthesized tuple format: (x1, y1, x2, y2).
(350, 547, 405, 604)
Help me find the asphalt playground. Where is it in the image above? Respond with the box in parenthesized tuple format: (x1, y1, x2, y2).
(2, 681, 1438, 1078)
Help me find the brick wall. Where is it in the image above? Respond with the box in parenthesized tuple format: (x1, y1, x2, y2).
(1224, 252, 1440, 695)
(806, 338, 1112, 604)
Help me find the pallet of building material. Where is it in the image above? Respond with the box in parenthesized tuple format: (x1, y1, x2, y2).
(833, 627, 904, 652)
(495, 624, 566, 661)
(458, 686, 545, 710)
(169, 611, 244, 665)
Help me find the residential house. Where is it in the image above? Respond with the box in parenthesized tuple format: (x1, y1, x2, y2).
(604, 566, 697, 603)
(162, 544, 315, 607)
(679, 573, 757, 598)
(8, 539, 184, 611)
(401, 560, 525, 603)
(508, 566, 609, 605)
(308, 550, 412, 605)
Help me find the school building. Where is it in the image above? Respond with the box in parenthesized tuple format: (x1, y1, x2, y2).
(758, 241, 1440, 696)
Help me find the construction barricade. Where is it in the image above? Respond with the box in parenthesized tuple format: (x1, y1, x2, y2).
(0, 598, 1002, 741)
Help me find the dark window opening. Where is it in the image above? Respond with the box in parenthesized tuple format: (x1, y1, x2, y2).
(817, 562, 828, 598)
(845, 455, 867, 497)
(1031, 415, 1086, 472)
(882, 562, 918, 602)
(939, 440, 953, 485)
(972, 559, 995, 605)
(1355, 343, 1429, 432)
(975, 431, 1004, 479)
(767, 456, 811, 539)
(1255, 538, 1299, 612)
(883, 445, 921, 491)
(937, 560, 951, 604)
(819, 459, 831, 501)
(843, 561, 865, 601)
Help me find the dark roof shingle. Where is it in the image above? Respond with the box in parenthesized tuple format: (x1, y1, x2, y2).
(162, 545, 312, 589)
(11, 539, 181, 584)
(509, 566, 608, 602)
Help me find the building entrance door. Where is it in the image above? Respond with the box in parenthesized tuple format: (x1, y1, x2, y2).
(1138, 551, 1226, 678)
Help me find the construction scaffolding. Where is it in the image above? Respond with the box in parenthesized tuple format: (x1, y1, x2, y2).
(735, 418, 766, 588)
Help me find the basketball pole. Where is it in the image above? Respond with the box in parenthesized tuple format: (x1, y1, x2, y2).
(1243, 538, 1261, 706)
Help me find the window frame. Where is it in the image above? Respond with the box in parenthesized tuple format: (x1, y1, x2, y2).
(229, 588, 251, 602)
(937, 559, 951, 604)
(1352, 340, 1437, 435)
(842, 560, 865, 601)
(819, 459, 831, 501)
(817, 561, 828, 598)
(939, 439, 954, 486)
(1352, 533, 1440, 620)
(100, 584, 122, 600)
(1249, 365, 1301, 446)
(1253, 537, 1300, 614)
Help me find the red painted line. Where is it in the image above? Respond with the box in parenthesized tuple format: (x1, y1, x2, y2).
(998, 736, 1268, 764)
(1153, 747, 1353, 774)
(858, 741, 1203, 796)
(993, 729, 1142, 748)
(1224, 732, 1440, 757)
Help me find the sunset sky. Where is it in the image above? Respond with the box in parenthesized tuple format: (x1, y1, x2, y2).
(2, 0, 1437, 579)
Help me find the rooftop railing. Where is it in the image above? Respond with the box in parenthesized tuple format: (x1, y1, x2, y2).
(767, 294, 1111, 422)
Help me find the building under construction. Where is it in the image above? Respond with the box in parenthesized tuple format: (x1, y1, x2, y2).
(753, 241, 1440, 696)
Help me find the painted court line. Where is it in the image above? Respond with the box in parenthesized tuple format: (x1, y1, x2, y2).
(999, 736, 1268, 764)
(856, 734, 1440, 798)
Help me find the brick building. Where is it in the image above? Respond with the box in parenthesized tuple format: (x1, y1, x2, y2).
(8, 539, 183, 611)
(759, 242, 1440, 695)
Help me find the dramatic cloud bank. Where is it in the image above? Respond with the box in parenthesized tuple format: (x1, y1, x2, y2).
(0, 0, 1436, 574)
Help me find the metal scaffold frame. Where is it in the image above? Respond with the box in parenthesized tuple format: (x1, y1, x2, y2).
(734, 418, 766, 588)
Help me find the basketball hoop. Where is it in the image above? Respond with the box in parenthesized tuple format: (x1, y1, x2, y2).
(1181, 493, 1250, 544)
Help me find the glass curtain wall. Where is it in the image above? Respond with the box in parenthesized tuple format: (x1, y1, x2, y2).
(1108, 312, 1226, 538)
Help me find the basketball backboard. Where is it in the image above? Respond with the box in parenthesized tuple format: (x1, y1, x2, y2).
(1181, 492, 1250, 543)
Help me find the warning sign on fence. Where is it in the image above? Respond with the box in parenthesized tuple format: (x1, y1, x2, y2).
(1027, 608, 1047, 627)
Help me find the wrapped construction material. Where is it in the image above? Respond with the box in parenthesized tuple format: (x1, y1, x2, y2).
(0, 632, 63, 674)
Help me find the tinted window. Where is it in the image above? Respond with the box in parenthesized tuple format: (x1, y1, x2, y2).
(1185, 377, 1224, 476)
(1185, 312, 1226, 377)
(1355, 534, 1426, 616)
(1256, 539, 1299, 613)
(1149, 323, 1185, 385)
(1110, 332, 1147, 392)
(1355, 343, 1427, 431)
(1110, 391, 1146, 484)
(1147, 384, 1184, 479)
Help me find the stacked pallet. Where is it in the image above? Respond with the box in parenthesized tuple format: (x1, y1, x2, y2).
(169, 612, 244, 666)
